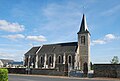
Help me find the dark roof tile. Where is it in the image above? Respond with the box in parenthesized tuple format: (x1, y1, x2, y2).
(25, 46, 40, 55)
(0, 59, 14, 64)
(38, 42, 78, 54)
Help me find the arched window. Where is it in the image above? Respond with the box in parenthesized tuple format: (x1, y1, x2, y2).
(58, 56, 61, 63)
(81, 36, 85, 45)
(40, 56, 43, 64)
(58, 55, 63, 64)
(32, 57, 35, 63)
(58, 55, 62, 63)
(26, 57, 28, 65)
(83, 62, 88, 74)
(48, 56, 53, 66)
(68, 55, 72, 64)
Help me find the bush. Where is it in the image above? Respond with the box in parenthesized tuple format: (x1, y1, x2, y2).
(0, 69, 8, 81)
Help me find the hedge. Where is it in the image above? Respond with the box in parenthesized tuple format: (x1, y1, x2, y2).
(0, 69, 8, 81)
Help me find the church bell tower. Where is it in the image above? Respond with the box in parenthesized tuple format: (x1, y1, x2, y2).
(77, 14, 90, 71)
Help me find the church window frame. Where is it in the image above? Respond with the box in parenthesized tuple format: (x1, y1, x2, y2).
(68, 55, 72, 64)
(40, 56, 44, 64)
(81, 36, 85, 45)
(26, 57, 28, 66)
(48, 55, 53, 66)
(58, 55, 63, 64)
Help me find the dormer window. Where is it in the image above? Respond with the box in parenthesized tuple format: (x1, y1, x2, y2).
(81, 36, 85, 45)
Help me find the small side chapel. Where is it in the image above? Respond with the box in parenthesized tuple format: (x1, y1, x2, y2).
(24, 14, 90, 71)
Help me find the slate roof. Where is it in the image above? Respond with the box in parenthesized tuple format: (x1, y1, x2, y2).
(25, 46, 40, 56)
(38, 42, 78, 54)
(0, 59, 14, 64)
(77, 14, 90, 34)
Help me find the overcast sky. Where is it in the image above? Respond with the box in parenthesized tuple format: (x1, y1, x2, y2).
(0, 0, 120, 63)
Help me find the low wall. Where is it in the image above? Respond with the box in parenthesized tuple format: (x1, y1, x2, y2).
(30, 68, 66, 76)
(94, 64, 120, 78)
(7, 68, 67, 76)
(8, 68, 26, 74)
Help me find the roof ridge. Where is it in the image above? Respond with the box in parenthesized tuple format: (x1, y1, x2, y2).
(43, 41, 77, 46)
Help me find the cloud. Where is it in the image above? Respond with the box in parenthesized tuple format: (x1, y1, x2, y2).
(26, 35, 47, 42)
(0, 51, 25, 61)
(38, 2, 84, 43)
(43, 3, 82, 18)
(28, 43, 34, 47)
(92, 39, 106, 45)
(91, 34, 118, 45)
(104, 34, 116, 40)
(2, 34, 25, 40)
(1, 34, 47, 42)
(101, 5, 120, 16)
(42, 3, 82, 31)
(0, 20, 24, 32)
(0, 52, 15, 59)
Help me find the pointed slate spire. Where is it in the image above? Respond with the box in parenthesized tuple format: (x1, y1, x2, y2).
(77, 14, 90, 34)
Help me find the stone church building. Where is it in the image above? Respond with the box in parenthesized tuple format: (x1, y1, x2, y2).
(24, 14, 90, 71)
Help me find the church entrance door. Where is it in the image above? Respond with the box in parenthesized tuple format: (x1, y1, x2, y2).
(83, 62, 88, 77)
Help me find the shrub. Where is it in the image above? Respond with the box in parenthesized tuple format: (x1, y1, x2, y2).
(0, 69, 8, 81)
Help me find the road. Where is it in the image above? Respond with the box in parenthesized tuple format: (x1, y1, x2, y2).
(8, 74, 119, 81)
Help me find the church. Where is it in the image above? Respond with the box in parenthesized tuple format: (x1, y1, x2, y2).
(24, 14, 90, 71)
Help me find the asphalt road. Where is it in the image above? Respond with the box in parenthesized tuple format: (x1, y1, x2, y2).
(8, 74, 119, 81)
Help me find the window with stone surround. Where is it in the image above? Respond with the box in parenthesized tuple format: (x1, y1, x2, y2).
(48, 56, 53, 66)
(40, 56, 44, 64)
(81, 36, 85, 45)
(68, 55, 72, 64)
(58, 55, 63, 64)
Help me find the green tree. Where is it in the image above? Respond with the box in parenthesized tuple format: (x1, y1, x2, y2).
(90, 62, 93, 70)
(110, 56, 119, 64)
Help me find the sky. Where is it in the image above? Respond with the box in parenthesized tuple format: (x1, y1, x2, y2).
(0, 0, 120, 63)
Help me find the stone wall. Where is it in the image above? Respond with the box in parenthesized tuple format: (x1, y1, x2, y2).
(78, 33, 90, 71)
(7, 68, 67, 76)
(94, 64, 120, 78)
(31, 68, 66, 76)
(8, 68, 26, 74)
